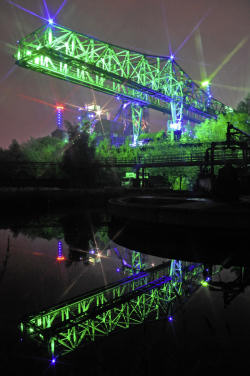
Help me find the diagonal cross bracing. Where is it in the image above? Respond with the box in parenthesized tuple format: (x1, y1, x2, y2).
(15, 24, 227, 122)
(20, 261, 217, 358)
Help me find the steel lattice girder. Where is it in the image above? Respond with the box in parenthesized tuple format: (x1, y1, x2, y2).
(19, 261, 212, 358)
(15, 24, 228, 123)
(21, 263, 172, 333)
(48, 279, 178, 357)
(131, 104, 143, 143)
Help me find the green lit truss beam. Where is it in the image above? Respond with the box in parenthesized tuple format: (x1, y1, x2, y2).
(20, 261, 220, 358)
(15, 24, 228, 125)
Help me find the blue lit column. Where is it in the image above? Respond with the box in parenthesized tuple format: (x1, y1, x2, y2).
(56, 105, 64, 129)
(57, 241, 65, 262)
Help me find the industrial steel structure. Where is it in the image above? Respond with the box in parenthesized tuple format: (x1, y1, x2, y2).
(20, 260, 219, 360)
(15, 23, 229, 143)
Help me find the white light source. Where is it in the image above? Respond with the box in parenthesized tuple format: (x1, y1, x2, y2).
(170, 122, 181, 130)
(48, 19, 54, 25)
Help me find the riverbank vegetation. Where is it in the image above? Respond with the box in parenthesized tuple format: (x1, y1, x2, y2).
(0, 94, 249, 190)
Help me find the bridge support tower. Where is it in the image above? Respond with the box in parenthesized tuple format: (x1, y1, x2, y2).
(131, 103, 143, 145)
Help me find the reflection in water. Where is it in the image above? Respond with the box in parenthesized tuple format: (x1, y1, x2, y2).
(1, 209, 250, 372)
(20, 259, 221, 361)
(208, 266, 250, 307)
(0, 236, 10, 284)
(56, 241, 65, 262)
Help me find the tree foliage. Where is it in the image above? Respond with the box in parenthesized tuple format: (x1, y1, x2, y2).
(194, 112, 250, 142)
(237, 93, 250, 115)
(22, 136, 65, 163)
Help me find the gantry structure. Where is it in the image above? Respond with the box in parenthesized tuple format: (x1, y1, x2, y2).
(20, 260, 220, 360)
(15, 23, 228, 143)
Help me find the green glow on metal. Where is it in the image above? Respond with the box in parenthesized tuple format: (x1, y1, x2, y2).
(131, 251, 145, 273)
(48, 29, 53, 45)
(19, 262, 222, 359)
(201, 280, 209, 287)
(201, 80, 210, 88)
(50, 338, 55, 356)
(15, 23, 227, 132)
(131, 104, 143, 144)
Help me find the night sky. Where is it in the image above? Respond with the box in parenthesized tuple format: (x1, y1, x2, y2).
(0, 0, 249, 148)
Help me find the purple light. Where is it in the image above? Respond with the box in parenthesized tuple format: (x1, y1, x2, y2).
(6, 0, 47, 22)
(48, 18, 54, 25)
(56, 106, 64, 129)
(0, 65, 17, 84)
(170, 55, 174, 60)
(57, 241, 65, 261)
(89, 249, 95, 255)
(205, 277, 211, 282)
(54, 0, 67, 19)
(174, 11, 210, 56)
(168, 316, 173, 322)
(42, 0, 50, 19)
(51, 358, 56, 365)
(116, 268, 120, 272)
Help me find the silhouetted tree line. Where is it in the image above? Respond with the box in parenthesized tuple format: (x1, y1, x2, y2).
(0, 123, 119, 188)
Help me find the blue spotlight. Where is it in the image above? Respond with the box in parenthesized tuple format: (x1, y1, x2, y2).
(48, 18, 54, 24)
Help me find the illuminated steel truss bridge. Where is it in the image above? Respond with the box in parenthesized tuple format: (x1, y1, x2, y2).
(20, 259, 220, 360)
(15, 23, 229, 143)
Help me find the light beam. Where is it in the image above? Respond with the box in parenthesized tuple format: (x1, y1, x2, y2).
(5, 0, 47, 22)
(174, 10, 211, 56)
(195, 29, 207, 82)
(42, 0, 50, 19)
(208, 37, 249, 82)
(54, 0, 67, 19)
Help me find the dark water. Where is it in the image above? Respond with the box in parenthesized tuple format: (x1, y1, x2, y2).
(1, 207, 250, 375)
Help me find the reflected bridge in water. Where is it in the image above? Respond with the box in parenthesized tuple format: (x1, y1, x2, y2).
(20, 260, 220, 361)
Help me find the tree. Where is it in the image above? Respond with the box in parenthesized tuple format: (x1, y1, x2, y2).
(21, 136, 65, 179)
(0, 140, 28, 181)
(194, 112, 250, 142)
(62, 130, 99, 187)
(64, 120, 81, 144)
(237, 93, 250, 115)
(8, 139, 26, 161)
(22, 136, 64, 163)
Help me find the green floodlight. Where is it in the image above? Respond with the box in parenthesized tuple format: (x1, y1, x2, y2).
(14, 23, 228, 129)
(201, 280, 209, 287)
(201, 80, 210, 88)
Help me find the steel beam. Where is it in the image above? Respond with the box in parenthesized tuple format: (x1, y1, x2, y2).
(15, 24, 229, 125)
